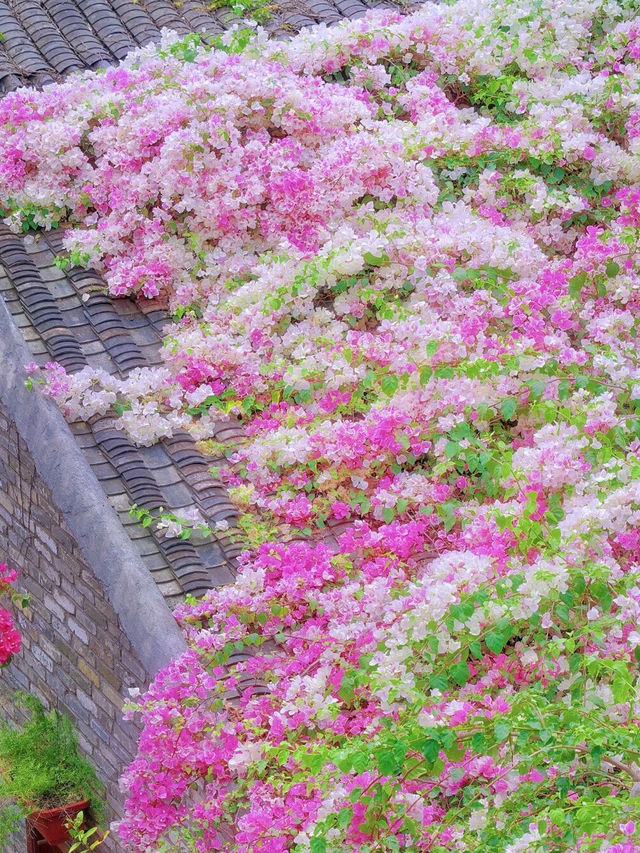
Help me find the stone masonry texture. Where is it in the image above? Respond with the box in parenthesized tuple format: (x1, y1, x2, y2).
(0, 398, 148, 853)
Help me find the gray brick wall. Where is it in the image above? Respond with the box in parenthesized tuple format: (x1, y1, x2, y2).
(0, 400, 148, 852)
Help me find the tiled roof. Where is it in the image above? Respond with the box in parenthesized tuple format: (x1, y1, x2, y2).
(0, 0, 402, 92)
(0, 0, 413, 605)
(0, 224, 244, 606)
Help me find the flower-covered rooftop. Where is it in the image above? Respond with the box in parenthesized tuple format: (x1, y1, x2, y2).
(1, 0, 640, 851)
(0, 0, 407, 605)
(0, 223, 241, 603)
(0, 0, 398, 90)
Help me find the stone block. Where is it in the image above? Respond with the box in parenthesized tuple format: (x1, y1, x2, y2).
(77, 688, 98, 716)
(43, 593, 65, 621)
(35, 525, 58, 555)
(78, 658, 100, 688)
(68, 616, 89, 645)
(55, 589, 76, 615)
(89, 718, 110, 744)
(30, 644, 54, 673)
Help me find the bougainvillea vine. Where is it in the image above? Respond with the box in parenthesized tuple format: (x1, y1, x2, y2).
(0, 565, 21, 667)
(2, 0, 640, 850)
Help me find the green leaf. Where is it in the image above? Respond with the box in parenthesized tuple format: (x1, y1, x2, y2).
(419, 738, 441, 763)
(569, 270, 587, 298)
(351, 751, 368, 773)
(571, 575, 587, 595)
(429, 674, 450, 692)
(590, 745, 604, 767)
(419, 366, 432, 385)
(242, 395, 256, 414)
(526, 378, 547, 399)
(435, 365, 455, 379)
(558, 379, 571, 400)
(382, 507, 395, 524)
(338, 675, 356, 704)
(549, 807, 566, 827)
(569, 653, 582, 674)
(451, 601, 474, 621)
(363, 251, 389, 267)
(445, 741, 466, 762)
(396, 498, 409, 514)
(500, 397, 518, 421)
(469, 640, 482, 659)
(397, 432, 411, 451)
(440, 730, 456, 749)
(485, 632, 506, 654)
(377, 749, 398, 774)
(592, 580, 612, 612)
(612, 677, 631, 703)
(337, 807, 353, 829)
(310, 839, 327, 853)
(494, 721, 511, 742)
(605, 261, 620, 277)
(445, 441, 459, 459)
(380, 374, 399, 396)
(471, 732, 485, 753)
(450, 661, 470, 687)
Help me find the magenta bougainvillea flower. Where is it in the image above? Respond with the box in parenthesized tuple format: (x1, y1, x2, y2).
(0, 565, 21, 666)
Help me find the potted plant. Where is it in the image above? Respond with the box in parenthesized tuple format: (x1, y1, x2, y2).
(0, 693, 105, 846)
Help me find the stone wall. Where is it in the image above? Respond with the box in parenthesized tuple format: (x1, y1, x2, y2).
(0, 400, 146, 852)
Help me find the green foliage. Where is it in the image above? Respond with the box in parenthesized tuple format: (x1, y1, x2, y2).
(208, 0, 274, 22)
(304, 568, 640, 850)
(128, 502, 234, 543)
(440, 63, 528, 124)
(54, 249, 92, 271)
(210, 27, 258, 55)
(0, 694, 105, 844)
(164, 33, 204, 63)
(67, 810, 110, 852)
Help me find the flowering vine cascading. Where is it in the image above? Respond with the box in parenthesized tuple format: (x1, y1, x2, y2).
(1, 0, 640, 850)
(0, 565, 21, 667)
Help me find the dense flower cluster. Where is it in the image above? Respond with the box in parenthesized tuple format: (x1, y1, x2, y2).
(3, 0, 640, 850)
(0, 565, 21, 667)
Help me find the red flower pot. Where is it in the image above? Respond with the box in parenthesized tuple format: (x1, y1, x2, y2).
(28, 799, 90, 845)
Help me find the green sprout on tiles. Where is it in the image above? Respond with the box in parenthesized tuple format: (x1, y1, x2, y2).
(128, 503, 231, 541)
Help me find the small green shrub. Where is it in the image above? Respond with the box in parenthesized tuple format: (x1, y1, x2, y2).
(0, 694, 105, 843)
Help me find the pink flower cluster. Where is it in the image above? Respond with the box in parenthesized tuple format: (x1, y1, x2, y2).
(0, 564, 21, 666)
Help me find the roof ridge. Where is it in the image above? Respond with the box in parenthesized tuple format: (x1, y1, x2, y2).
(0, 291, 187, 673)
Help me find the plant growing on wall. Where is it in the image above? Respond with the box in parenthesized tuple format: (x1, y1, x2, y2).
(0, 564, 21, 667)
(67, 810, 110, 852)
(0, 694, 105, 846)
